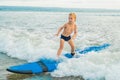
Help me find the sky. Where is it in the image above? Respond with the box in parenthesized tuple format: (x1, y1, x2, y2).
(0, 0, 120, 9)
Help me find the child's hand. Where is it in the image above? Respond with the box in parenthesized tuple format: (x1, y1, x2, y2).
(55, 33, 59, 37)
(72, 36, 76, 40)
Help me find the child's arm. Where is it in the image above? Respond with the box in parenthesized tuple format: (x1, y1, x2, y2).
(72, 25, 78, 40)
(55, 24, 65, 36)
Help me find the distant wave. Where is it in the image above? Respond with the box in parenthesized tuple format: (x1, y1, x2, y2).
(0, 6, 120, 12)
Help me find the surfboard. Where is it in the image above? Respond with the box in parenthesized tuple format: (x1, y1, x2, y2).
(7, 43, 110, 74)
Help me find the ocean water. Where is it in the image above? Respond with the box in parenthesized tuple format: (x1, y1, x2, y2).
(0, 11, 120, 80)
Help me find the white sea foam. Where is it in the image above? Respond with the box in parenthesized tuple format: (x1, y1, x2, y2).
(0, 12, 120, 80)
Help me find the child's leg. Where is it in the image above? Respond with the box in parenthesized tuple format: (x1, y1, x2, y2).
(57, 39, 65, 57)
(68, 39, 75, 55)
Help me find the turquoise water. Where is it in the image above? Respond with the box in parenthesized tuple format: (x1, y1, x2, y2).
(0, 6, 120, 12)
(0, 10, 120, 80)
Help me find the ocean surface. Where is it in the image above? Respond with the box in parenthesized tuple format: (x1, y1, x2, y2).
(0, 9, 120, 80)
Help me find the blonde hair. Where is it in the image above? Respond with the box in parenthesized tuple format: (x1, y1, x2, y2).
(69, 12, 76, 21)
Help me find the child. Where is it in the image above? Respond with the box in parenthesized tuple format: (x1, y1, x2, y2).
(55, 13, 78, 58)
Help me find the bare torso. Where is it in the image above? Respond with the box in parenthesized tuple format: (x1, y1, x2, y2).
(62, 23, 76, 37)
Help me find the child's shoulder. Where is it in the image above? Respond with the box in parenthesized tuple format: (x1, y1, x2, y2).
(74, 24, 77, 27)
(63, 23, 68, 27)
(64, 22, 68, 25)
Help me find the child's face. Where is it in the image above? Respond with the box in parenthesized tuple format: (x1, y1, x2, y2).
(68, 15, 75, 23)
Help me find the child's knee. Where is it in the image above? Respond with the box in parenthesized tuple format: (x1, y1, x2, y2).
(71, 45, 75, 49)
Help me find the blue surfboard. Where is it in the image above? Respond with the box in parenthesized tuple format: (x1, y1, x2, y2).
(7, 43, 110, 74)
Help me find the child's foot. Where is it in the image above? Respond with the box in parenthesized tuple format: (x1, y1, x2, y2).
(55, 56, 59, 61)
(71, 52, 76, 56)
(55, 56, 63, 63)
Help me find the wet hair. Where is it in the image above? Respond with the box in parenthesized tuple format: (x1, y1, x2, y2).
(69, 13, 76, 21)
